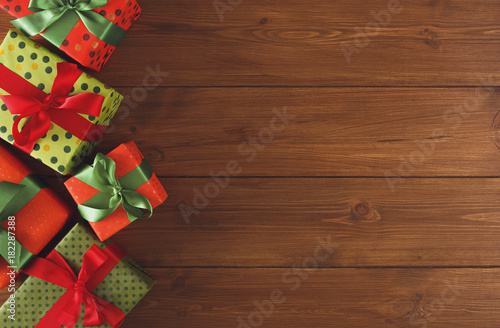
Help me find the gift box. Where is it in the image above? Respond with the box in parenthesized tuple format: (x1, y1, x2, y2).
(0, 222, 156, 327)
(0, 29, 123, 175)
(0, 141, 71, 290)
(65, 141, 167, 241)
(1, 0, 141, 71)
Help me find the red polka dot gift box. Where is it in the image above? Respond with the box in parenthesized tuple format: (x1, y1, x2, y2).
(0, 140, 71, 290)
(1, 0, 141, 71)
(65, 141, 168, 241)
(0, 29, 123, 175)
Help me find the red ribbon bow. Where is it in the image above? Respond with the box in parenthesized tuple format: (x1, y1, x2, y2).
(0, 62, 105, 153)
(23, 243, 127, 328)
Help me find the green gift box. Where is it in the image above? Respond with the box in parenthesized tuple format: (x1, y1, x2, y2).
(0, 222, 156, 327)
(0, 29, 123, 175)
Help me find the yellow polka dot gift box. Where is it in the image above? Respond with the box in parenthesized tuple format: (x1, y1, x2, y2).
(0, 29, 123, 175)
(0, 222, 156, 328)
(0, 140, 71, 290)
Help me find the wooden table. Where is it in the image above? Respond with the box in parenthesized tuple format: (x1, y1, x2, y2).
(2, 0, 500, 327)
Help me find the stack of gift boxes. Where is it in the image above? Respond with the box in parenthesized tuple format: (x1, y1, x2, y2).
(0, 1, 168, 327)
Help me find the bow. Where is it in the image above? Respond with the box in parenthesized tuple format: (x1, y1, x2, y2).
(74, 153, 153, 223)
(23, 243, 127, 328)
(11, 0, 126, 48)
(0, 62, 105, 154)
(0, 176, 46, 270)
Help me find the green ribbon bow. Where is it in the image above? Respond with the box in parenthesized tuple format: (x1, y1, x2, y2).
(0, 176, 45, 271)
(75, 153, 154, 223)
(11, 0, 126, 48)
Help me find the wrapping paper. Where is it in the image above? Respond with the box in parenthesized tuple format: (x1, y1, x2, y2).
(0, 30, 123, 175)
(0, 141, 71, 290)
(0, 222, 156, 327)
(65, 141, 167, 241)
(0, 0, 141, 71)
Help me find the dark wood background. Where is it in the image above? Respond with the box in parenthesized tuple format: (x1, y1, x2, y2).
(3, 0, 500, 327)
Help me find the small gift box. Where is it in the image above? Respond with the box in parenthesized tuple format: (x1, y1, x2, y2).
(65, 141, 167, 241)
(0, 222, 156, 327)
(0, 30, 123, 175)
(0, 141, 71, 290)
(1, 0, 141, 71)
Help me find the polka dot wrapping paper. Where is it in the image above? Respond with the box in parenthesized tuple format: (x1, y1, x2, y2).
(65, 141, 168, 241)
(0, 222, 156, 327)
(0, 141, 71, 290)
(0, 29, 123, 175)
(0, 0, 141, 71)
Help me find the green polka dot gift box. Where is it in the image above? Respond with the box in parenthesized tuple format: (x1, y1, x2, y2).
(0, 222, 156, 328)
(0, 29, 123, 175)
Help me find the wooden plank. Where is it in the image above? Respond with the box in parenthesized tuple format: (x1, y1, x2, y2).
(108, 177, 500, 268)
(6, 87, 495, 178)
(13, 176, 498, 269)
(2, 85, 499, 178)
(3, 0, 500, 86)
(13, 85, 500, 177)
(95, 87, 500, 177)
(150, 268, 500, 328)
(0, 268, 497, 327)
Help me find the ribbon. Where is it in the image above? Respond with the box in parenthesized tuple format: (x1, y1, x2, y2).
(0, 62, 106, 154)
(74, 153, 153, 223)
(0, 175, 46, 270)
(23, 243, 127, 328)
(0, 229, 34, 271)
(11, 0, 126, 48)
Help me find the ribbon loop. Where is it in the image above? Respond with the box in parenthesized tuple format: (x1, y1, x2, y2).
(74, 153, 154, 223)
(11, 0, 126, 48)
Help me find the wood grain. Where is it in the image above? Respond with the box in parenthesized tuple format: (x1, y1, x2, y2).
(108, 177, 500, 268)
(2, 1, 500, 86)
(2, 268, 498, 328)
(5, 87, 500, 177)
(100, 87, 500, 177)
(69, 268, 500, 327)
(5, 176, 500, 269)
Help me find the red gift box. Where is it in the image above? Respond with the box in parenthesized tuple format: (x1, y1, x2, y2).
(65, 141, 167, 241)
(0, 141, 72, 289)
(1, 0, 141, 71)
